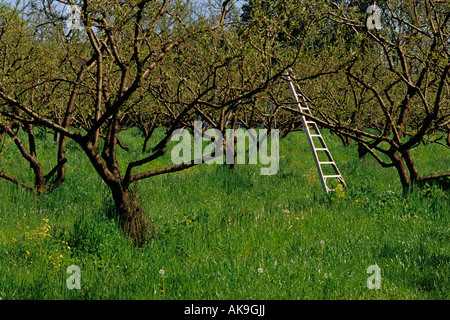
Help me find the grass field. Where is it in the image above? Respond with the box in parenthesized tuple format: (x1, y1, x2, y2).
(0, 128, 448, 299)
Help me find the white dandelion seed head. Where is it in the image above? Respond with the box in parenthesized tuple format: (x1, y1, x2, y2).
(159, 269, 165, 275)
(320, 240, 325, 246)
(257, 267, 264, 274)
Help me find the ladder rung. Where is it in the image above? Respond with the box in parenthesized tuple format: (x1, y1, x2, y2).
(305, 121, 316, 124)
(309, 134, 322, 137)
(319, 161, 335, 165)
(323, 175, 342, 179)
(315, 148, 328, 151)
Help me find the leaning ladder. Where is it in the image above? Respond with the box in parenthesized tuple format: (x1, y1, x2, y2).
(284, 70, 346, 193)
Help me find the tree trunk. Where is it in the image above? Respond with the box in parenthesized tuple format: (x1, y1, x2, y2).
(229, 114, 238, 171)
(337, 132, 351, 147)
(142, 114, 158, 153)
(81, 138, 152, 245)
(402, 150, 419, 187)
(110, 182, 151, 245)
(447, 127, 450, 147)
(357, 142, 367, 161)
(389, 151, 411, 192)
(23, 124, 45, 192)
(53, 134, 68, 187)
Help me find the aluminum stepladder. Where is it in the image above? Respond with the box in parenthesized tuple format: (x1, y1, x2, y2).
(284, 70, 346, 193)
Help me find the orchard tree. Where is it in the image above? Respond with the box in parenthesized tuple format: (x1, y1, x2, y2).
(0, 2, 69, 192)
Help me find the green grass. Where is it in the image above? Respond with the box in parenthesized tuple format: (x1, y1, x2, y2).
(0, 128, 448, 299)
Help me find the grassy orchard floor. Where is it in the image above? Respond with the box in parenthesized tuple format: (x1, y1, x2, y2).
(0, 128, 448, 299)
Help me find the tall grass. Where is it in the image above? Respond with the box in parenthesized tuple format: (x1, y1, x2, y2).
(0, 128, 448, 299)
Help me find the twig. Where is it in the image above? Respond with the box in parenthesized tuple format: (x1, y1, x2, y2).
(201, 211, 251, 239)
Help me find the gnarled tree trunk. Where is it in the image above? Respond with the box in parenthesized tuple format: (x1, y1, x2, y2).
(110, 183, 151, 246)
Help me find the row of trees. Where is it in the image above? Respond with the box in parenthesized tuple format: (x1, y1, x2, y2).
(1, 0, 448, 243)
(302, 0, 450, 188)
